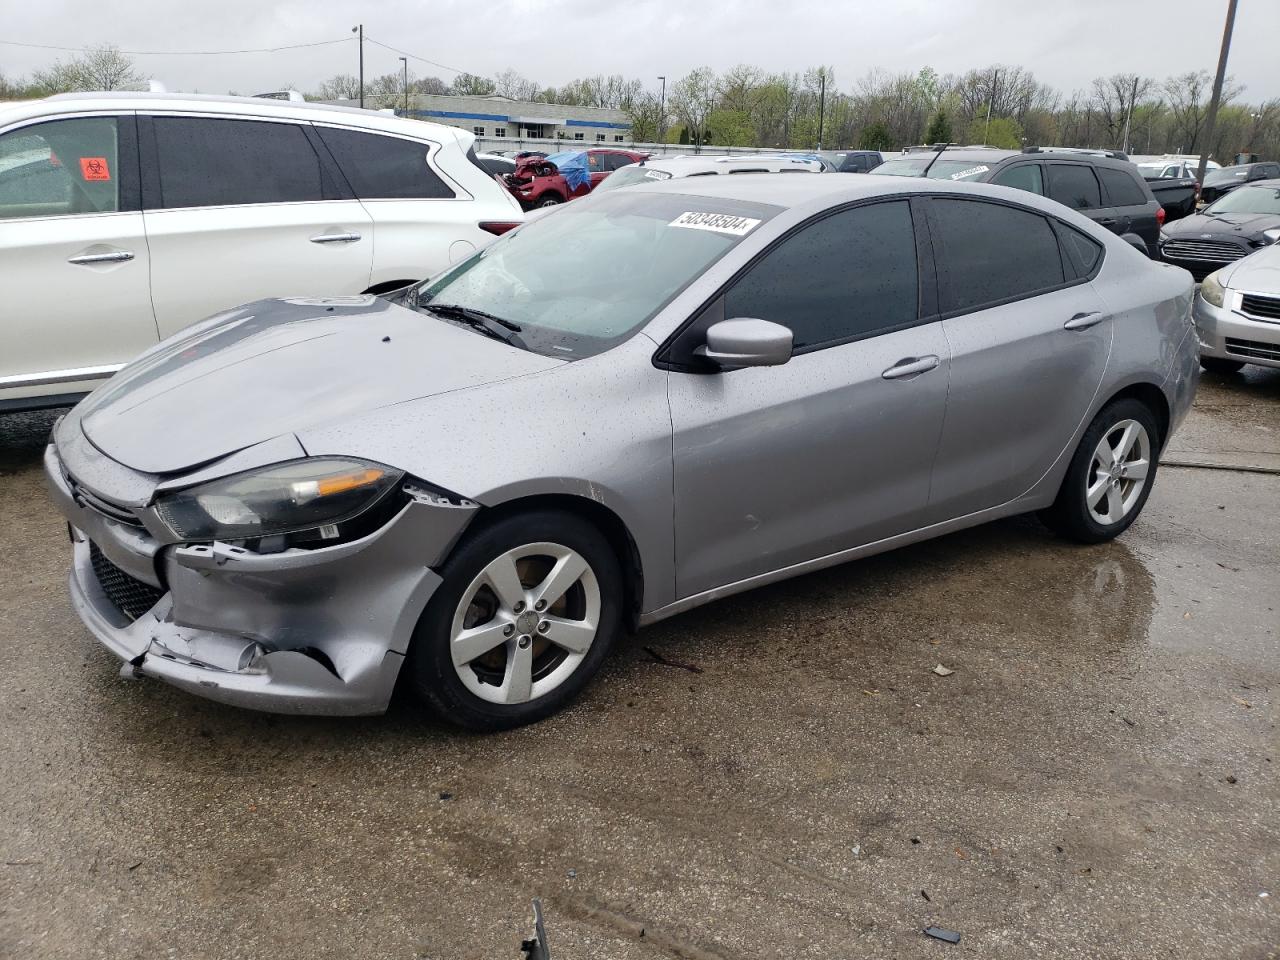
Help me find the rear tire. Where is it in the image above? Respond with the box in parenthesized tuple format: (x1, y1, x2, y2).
(405, 510, 623, 731)
(1200, 356, 1245, 375)
(537, 195, 563, 208)
(1040, 399, 1160, 544)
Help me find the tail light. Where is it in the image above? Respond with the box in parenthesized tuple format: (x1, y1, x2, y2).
(1155, 205, 1166, 227)
(479, 221, 521, 236)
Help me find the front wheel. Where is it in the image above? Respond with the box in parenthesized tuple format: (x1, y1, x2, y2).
(536, 195, 563, 208)
(1040, 399, 1160, 544)
(1200, 356, 1245, 375)
(405, 510, 623, 730)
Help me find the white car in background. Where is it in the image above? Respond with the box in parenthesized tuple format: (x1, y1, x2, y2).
(0, 92, 523, 412)
(591, 154, 825, 194)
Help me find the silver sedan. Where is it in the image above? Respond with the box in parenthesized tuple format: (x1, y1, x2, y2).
(46, 175, 1199, 729)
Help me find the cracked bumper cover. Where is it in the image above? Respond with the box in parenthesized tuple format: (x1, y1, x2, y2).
(46, 443, 476, 715)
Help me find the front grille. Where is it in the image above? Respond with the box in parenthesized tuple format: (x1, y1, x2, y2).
(1225, 337, 1280, 362)
(89, 542, 164, 621)
(1240, 294, 1280, 322)
(1163, 238, 1248, 268)
(65, 472, 143, 528)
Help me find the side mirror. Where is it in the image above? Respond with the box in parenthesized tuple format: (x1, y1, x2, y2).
(700, 318, 793, 368)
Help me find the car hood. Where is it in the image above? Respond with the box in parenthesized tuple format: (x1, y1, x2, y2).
(1221, 244, 1280, 290)
(77, 295, 563, 475)
(1165, 211, 1280, 239)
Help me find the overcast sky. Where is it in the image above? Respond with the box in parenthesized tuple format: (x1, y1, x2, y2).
(4, 0, 1278, 102)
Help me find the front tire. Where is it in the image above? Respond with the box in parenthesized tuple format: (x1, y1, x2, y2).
(405, 510, 623, 731)
(1040, 399, 1160, 544)
(1200, 356, 1245, 375)
(536, 194, 563, 208)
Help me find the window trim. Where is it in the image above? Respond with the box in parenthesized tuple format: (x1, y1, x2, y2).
(0, 110, 141, 219)
(921, 194, 1098, 321)
(654, 195, 933, 372)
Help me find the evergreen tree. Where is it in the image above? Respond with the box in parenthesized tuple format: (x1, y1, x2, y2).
(925, 109, 953, 144)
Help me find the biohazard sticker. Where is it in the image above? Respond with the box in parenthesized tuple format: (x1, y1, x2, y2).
(79, 157, 111, 181)
(669, 211, 761, 236)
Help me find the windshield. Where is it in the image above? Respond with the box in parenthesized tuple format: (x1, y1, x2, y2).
(413, 191, 778, 358)
(591, 164, 674, 194)
(873, 156, 934, 177)
(925, 159, 998, 181)
(1205, 166, 1249, 185)
(1205, 185, 1280, 216)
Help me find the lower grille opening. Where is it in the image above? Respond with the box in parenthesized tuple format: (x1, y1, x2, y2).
(1225, 337, 1280, 362)
(89, 542, 164, 621)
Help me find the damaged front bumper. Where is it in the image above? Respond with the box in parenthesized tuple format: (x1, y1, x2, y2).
(46, 441, 476, 716)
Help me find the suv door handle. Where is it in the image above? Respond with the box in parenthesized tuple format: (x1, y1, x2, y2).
(310, 232, 362, 244)
(1097, 218, 1118, 227)
(67, 250, 134, 265)
(1064, 311, 1108, 330)
(881, 355, 940, 380)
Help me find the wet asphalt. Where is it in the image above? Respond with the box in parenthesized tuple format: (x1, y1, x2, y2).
(0, 370, 1277, 960)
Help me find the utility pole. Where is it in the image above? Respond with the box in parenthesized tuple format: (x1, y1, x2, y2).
(984, 68, 999, 145)
(657, 76, 666, 143)
(1197, 0, 1238, 186)
(817, 70, 826, 151)
(1121, 75, 1139, 154)
(352, 24, 364, 108)
(399, 56, 408, 115)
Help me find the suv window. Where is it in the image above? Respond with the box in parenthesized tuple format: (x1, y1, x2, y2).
(314, 126, 454, 199)
(1047, 164, 1102, 210)
(991, 163, 1044, 195)
(153, 117, 325, 208)
(724, 200, 918, 351)
(1098, 167, 1147, 206)
(0, 116, 123, 220)
(930, 198, 1066, 313)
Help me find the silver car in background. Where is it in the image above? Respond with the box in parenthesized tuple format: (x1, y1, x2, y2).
(589, 154, 824, 195)
(1194, 243, 1280, 372)
(45, 175, 1199, 729)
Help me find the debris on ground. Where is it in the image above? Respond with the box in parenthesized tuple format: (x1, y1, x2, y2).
(932, 664, 955, 677)
(851, 845, 861, 858)
(642, 647, 703, 674)
(920, 890, 931, 902)
(438, 791, 453, 801)
(519, 899, 551, 960)
(1225, 775, 1238, 784)
(923, 926, 961, 944)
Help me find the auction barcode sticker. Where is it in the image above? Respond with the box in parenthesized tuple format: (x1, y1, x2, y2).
(669, 211, 762, 236)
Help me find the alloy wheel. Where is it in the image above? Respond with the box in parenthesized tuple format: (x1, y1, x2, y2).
(449, 542, 600, 705)
(1086, 419, 1152, 526)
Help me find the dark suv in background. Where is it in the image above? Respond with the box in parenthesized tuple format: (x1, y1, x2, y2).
(875, 147, 1164, 256)
(1199, 161, 1280, 205)
(817, 149, 883, 172)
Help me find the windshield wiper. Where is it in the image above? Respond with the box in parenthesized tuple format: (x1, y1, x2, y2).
(423, 303, 526, 348)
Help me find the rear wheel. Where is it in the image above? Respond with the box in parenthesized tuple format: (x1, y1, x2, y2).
(405, 510, 622, 730)
(1041, 399, 1160, 544)
(1200, 356, 1245, 375)
(536, 194, 563, 208)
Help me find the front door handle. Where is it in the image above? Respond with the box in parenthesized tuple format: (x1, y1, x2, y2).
(1064, 311, 1108, 331)
(881, 355, 941, 380)
(67, 250, 134, 265)
(310, 232, 362, 244)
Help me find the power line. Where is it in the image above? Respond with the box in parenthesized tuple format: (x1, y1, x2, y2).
(363, 36, 468, 76)
(0, 37, 351, 57)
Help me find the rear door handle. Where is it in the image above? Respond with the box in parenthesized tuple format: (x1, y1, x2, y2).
(310, 232, 362, 244)
(1064, 311, 1108, 331)
(67, 251, 134, 265)
(881, 355, 940, 380)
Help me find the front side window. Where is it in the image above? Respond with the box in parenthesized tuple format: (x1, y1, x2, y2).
(930, 198, 1066, 314)
(315, 126, 455, 200)
(1047, 164, 1102, 210)
(0, 116, 121, 220)
(153, 117, 325, 208)
(1098, 167, 1147, 206)
(414, 191, 779, 358)
(991, 163, 1044, 195)
(724, 200, 919, 351)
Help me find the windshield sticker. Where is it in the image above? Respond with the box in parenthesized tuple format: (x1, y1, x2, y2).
(949, 164, 989, 180)
(669, 211, 762, 236)
(79, 156, 111, 181)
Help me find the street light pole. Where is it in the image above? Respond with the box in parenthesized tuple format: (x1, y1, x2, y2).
(984, 68, 998, 145)
(817, 70, 826, 151)
(351, 24, 364, 109)
(657, 76, 666, 143)
(1197, 0, 1238, 186)
(399, 56, 408, 116)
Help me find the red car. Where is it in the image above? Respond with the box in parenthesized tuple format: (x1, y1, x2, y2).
(503, 148, 649, 209)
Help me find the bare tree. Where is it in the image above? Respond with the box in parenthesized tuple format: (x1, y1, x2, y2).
(1164, 70, 1241, 153)
(451, 73, 496, 97)
(31, 44, 144, 92)
(670, 67, 717, 144)
(494, 69, 540, 102)
(1090, 74, 1155, 148)
(314, 74, 362, 100)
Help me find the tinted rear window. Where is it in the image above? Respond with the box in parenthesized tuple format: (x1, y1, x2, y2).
(1099, 167, 1147, 206)
(315, 126, 454, 199)
(930, 198, 1066, 313)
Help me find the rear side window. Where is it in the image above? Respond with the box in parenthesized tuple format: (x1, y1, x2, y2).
(1047, 164, 1102, 210)
(991, 163, 1044, 195)
(152, 117, 325, 208)
(1061, 227, 1104, 276)
(315, 127, 454, 199)
(0, 116, 126, 219)
(930, 198, 1066, 314)
(1098, 167, 1147, 206)
(724, 200, 918, 351)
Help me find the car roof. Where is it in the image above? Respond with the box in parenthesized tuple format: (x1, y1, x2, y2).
(637, 155, 823, 176)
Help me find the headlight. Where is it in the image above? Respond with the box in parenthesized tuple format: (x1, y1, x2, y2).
(155, 458, 403, 542)
(1200, 270, 1227, 308)
(1263, 227, 1280, 245)
(1159, 228, 1170, 243)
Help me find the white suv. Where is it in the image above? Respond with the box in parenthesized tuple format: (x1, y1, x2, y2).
(0, 92, 524, 412)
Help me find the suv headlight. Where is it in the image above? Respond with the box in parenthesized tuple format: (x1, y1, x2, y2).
(1263, 227, 1280, 245)
(1200, 270, 1227, 308)
(155, 458, 403, 542)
